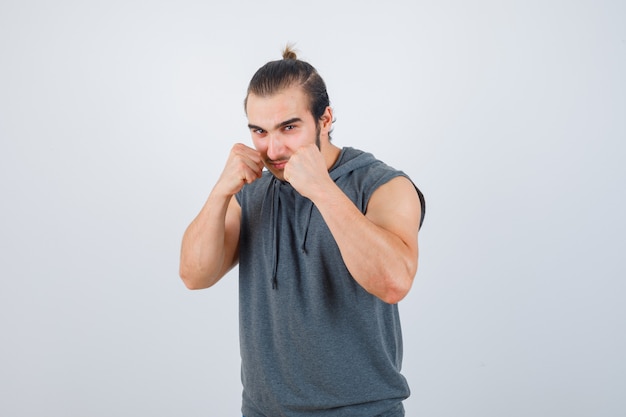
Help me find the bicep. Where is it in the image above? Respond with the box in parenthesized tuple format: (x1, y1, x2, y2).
(365, 176, 421, 254)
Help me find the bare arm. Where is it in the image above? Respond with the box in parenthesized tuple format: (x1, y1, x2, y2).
(179, 143, 263, 289)
(312, 176, 421, 304)
(285, 144, 421, 304)
(179, 194, 241, 289)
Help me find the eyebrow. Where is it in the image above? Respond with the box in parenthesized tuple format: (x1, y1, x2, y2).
(248, 117, 303, 132)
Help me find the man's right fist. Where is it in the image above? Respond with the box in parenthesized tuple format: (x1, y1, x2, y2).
(215, 143, 264, 196)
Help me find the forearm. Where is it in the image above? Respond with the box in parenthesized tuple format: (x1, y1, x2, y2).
(311, 184, 417, 304)
(179, 191, 234, 289)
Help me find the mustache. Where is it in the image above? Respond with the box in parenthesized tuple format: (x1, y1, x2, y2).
(266, 157, 289, 164)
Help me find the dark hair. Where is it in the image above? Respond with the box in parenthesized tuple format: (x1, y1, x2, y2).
(244, 45, 332, 135)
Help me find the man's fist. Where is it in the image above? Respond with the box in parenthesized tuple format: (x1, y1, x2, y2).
(215, 143, 264, 197)
(284, 144, 332, 199)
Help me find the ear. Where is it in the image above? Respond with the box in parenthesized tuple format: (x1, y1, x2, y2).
(320, 106, 333, 134)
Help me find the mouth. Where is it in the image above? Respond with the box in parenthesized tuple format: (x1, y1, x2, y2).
(268, 160, 288, 170)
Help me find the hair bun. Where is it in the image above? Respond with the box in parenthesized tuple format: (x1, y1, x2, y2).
(282, 44, 298, 60)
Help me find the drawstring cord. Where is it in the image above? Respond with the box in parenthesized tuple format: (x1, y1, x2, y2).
(270, 178, 281, 289)
(300, 202, 314, 254)
(269, 178, 314, 288)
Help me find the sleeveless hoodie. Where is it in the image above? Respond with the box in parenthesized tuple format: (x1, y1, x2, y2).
(235, 147, 425, 417)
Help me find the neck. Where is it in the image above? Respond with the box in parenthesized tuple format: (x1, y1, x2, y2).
(321, 141, 341, 171)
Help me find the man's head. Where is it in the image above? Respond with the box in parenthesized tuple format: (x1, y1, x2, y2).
(244, 45, 332, 140)
(244, 46, 335, 180)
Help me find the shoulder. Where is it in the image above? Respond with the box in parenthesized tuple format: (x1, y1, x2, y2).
(351, 150, 425, 229)
(366, 176, 423, 237)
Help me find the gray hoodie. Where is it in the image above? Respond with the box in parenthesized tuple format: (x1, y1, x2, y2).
(236, 147, 425, 417)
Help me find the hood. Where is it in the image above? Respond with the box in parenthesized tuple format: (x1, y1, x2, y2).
(328, 147, 379, 180)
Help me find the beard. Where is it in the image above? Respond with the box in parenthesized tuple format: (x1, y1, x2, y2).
(315, 123, 321, 150)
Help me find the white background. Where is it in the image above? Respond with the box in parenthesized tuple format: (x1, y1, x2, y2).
(1, 0, 625, 416)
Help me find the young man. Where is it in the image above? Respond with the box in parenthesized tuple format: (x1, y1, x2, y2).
(179, 46, 425, 417)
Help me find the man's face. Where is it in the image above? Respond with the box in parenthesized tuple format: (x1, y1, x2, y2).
(246, 85, 320, 180)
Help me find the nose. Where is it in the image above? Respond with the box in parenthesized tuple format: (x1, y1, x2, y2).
(267, 133, 284, 161)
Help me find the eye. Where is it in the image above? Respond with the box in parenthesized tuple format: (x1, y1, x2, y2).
(253, 128, 266, 135)
(284, 125, 295, 131)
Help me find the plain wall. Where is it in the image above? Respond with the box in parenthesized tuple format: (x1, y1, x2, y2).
(1, 0, 624, 416)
